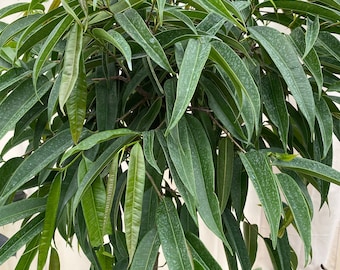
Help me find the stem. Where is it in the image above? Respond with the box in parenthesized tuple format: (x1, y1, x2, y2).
(146, 170, 163, 199)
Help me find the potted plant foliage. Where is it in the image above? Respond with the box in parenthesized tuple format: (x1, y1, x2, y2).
(1, 0, 340, 269)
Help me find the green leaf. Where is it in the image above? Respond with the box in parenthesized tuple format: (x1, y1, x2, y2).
(318, 31, 340, 63)
(38, 174, 62, 270)
(61, 129, 138, 163)
(0, 129, 76, 205)
(130, 228, 160, 270)
(239, 151, 282, 247)
(186, 233, 222, 270)
(49, 248, 60, 270)
(243, 222, 258, 267)
(0, 78, 51, 141)
(59, 22, 83, 114)
(276, 173, 311, 265)
(0, 3, 43, 19)
(32, 15, 73, 90)
(0, 214, 44, 264)
(0, 67, 32, 94)
(60, 0, 82, 26)
(66, 54, 87, 144)
(216, 137, 233, 213)
(92, 28, 132, 70)
(15, 235, 40, 270)
(304, 16, 319, 59)
(124, 142, 145, 264)
(261, 73, 289, 149)
(156, 198, 193, 270)
(78, 158, 106, 247)
(315, 95, 333, 158)
(115, 9, 173, 73)
(210, 41, 261, 139)
(249, 26, 315, 132)
(167, 38, 211, 133)
(156, 0, 166, 25)
(290, 27, 323, 97)
(143, 130, 162, 175)
(272, 157, 340, 185)
(223, 210, 252, 270)
(0, 198, 46, 226)
(194, 0, 245, 31)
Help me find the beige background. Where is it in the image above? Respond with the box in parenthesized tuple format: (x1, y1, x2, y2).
(1, 1, 340, 269)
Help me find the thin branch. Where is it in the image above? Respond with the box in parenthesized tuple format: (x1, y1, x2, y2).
(92, 75, 129, 83)
(146, 170, 163, 199)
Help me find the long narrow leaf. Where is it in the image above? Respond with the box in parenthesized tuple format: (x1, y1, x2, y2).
(167, 38, 211, 133)
(59, 23, 83, 114)
(239, 151, 282, 247)
(304, 16, 319, 58)
(124, 142, 145, 264)
(115, 9, 173, 73)
(37, 174, 62, 270)
(249, 26, 315, 132)
(156, 198, 193, 270)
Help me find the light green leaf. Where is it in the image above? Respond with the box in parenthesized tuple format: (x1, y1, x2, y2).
(304, 16, 319, 58)
(61, 0, 82, 26)
(130, 228, 160, 270)
(61, 129, 138, 163)
(261, 73, 289, 149)
(249, 26, 315, 132)
(210, 41, 261, 139)
(66, 54, 87, 144)
(0, 3, 43, 19)
(38, 174, 62, 270)
(272, 157, 340, 185)
(48, 248, 60, 270)
(32, 15, 73, 90)
(0, 198, 46, 226)
(115, 9, 173, 73)
(92, 28, 132, 70)
(0, 129, 78, 205)
(290, 27, 323, 97)
(315, 95, 333, 158)
(239, 151, 282, 247)
(109, 0, 144, 13)
(124, 142, 145, 264)
(156, 0, 166, 25)
(0, 214, 44, 264)
(276, 173, 311, 265)
(0, 78, 51, 141)
(167, 38, 211, 133)
(59, 22, 83, 114)
(217, 137, 233, 213)
(196, 12, 225, 36)
(165, 9, 197, 34)
(156, 198, 193, 270)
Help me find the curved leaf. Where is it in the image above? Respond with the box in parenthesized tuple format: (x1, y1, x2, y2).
(38, 174, 62, 270)
(59, 22, 83, 114)
(130, 228, 160, 270)
(304, 16, 320, 58)
(318, 31, 340, 63)
(142, 130, 162, 174)
(249, 26, 315, 132)
(115, 9, 173, 73)
(239, 151, 282, 247)
(0, 3, 44, 19)
(124, 142, 145, 263)
(276, 173, 311, 265)
(92, 28, 132, 70)
(167, 38, 211, 133)
(156, 198, 193, 270)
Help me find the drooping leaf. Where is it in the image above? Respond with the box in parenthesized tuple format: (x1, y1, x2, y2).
(290, 27, 323, 96)
(48, 247, 60, 270)
(167, 38, 211, 133)
(0, 214, 44, 264)
(273, 157, 340, 185)
(276, 173, 311, 265)
(156, 0, 166, 25)
(0, 3, 43, 19)
(216, 137, 233, 212)
(32, 15, 73, 89)
(0, 198, 46, 226)
(304, 16, 320, 58)
(239, 151, 282, 247)
(124, 142, 145, 264)
(115, 9, 173, 73)
(142, 130, 162, 175)
(92, 28, 132, 70)
(156, 198, 193, 270)
(37, 174, 62, 270)
(243, 222, 258, 267)
(59, 22, 83, 114)
(130, 228, 160, 270)
(249, 26, 315, 132)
